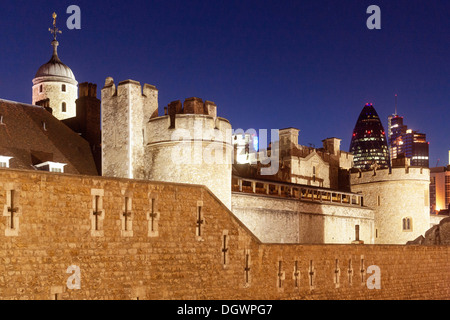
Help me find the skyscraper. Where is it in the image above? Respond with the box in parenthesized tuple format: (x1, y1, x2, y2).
(349, 103, 390, 170)
(387, 114, 429, 168)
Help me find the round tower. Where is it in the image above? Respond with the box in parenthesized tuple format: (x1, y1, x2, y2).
(32, 12, 78, 120)
(145, 98, 233, 209)
(350, 166, 430, 244)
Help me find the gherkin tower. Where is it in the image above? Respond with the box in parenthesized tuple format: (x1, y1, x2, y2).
(349, 103, 390, 170)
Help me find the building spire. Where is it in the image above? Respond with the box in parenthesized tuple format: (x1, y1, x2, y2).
(49, 12, 62, 41)
(394, 94, 398, 116)
(48, 12, 62, 58)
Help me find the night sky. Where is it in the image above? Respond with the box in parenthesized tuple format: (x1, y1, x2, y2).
(1, 0, 449, 166)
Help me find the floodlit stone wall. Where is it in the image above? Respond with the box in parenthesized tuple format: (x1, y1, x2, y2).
(0, 168, 448, 300)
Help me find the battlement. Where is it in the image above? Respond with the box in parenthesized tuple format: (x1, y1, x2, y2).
(102, 77, 158, 100)
(162, 97, 218, 122)
(146, 97, 230, 145)
(147, 114, 231, 145)
(350, 166, 430, 185)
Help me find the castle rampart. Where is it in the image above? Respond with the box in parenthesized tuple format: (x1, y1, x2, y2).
(0, 168, 448, 300)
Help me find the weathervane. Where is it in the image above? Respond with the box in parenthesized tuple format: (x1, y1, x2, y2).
(49, 12, 62, 40)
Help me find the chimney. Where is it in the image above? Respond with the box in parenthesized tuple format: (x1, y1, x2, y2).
(322, 138, 341, 156)
(79, 82, 97, 98)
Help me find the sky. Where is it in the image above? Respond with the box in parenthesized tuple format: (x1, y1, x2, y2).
(0, 0, 449, 166)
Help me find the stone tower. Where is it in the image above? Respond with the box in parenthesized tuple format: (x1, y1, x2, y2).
(350, 165, 430, 244)
(101, 78, 233, 208)
(32, 13, 78, 120)
(101, 78, 158, 179)
(145, 97, 233, 208)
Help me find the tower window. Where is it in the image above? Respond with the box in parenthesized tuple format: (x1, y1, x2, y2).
(402, 217, 412, 231)
(62, 84, 66, 92)
(39, 85, 43, 93)
(62, 102, 67, 113)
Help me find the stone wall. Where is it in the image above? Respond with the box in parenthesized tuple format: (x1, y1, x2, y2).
(0, 168, 448, 300)
(231, 193, 374, 244)
(351, 167, 431, 244)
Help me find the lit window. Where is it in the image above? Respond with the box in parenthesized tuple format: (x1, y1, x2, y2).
(0, 156, 13, 168)
(35, 161, 67, 173)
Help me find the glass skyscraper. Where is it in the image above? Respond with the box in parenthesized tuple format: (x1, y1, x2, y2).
(387, 114, 429, 168)
(349, 103, 390, 170)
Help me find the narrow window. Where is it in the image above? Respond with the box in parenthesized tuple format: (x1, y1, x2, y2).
(62, 102, 67, 113)
(348, 259, 353, 285)
(360, 256, 366, 285)
(244, 249, 251, 287)
(90, 189, 104, 237)
(221, 230, 229, 268)
(4, 188, 20, 236)
(39, 85, 43, 93)
(293, 260, 300, 288)
(334, 259, 340, 288)
(277, 260, 285, 290)
(61, 84, 66, 92)
(147, 195, 159, 237)
(355, 225, 360, 241)
(402, 218, 412, 231)
(121, 195, 133, 237)
(196, 201, 204, 240)
(308, 260, 315, 289)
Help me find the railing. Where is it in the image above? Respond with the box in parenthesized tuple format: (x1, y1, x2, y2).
(232, 176, 364, 207)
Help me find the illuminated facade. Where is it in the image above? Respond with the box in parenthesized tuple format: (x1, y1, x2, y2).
(349, 103, 389, 170)
(430, 165, 450, 213)
(388, 114, 429, 167)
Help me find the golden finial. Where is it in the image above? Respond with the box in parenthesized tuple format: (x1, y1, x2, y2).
(49, 12, 62, 40)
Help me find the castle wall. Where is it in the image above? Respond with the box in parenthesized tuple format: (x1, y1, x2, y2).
(0, 168, 448, 300)
(32, 81, 77, 120)
(350, 168, 431, 244)
(101, 78, 158, 180)
(231, 193, 374, 244)
(144, 114, 233, 208)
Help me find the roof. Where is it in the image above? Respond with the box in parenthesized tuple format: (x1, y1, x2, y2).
(0, 99, 98, 176)
(33, 40, 77, 84)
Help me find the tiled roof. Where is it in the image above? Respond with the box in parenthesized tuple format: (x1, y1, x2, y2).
(0, 99, 98, 175)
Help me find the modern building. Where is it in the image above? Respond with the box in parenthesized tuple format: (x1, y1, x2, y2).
(349, 103, 390, 170)
(387, 114, 429, 168)
(430, 164, 450, 213)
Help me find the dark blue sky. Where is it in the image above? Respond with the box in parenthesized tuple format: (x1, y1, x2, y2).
(1, 0, 449, 166)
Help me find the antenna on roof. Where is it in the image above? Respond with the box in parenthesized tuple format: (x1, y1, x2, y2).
(394, 94, 398, 116)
